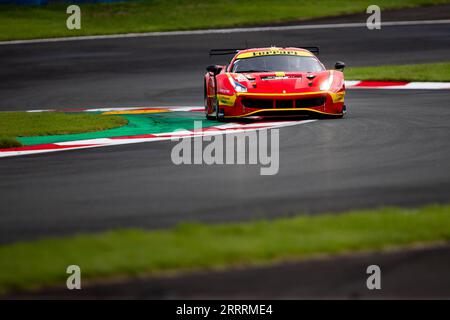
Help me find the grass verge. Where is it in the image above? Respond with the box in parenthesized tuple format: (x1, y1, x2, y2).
(1, 204, 449, 293)
(0, 137, 22, 148)
(0, 0, 449, 41)
(0, 112, 127, 148)
(345, 62, 450, 82)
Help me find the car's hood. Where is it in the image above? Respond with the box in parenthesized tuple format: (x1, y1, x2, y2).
(230, 71, 330, 93)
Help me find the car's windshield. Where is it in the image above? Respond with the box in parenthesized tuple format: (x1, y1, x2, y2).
(232, 55, 324, 73)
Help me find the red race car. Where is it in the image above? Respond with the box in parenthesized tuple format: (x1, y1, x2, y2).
(204, 47, 346, 120)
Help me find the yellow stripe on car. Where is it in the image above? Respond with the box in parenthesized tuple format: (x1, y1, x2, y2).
(329, 91, 345, 103)
(217, 94, 237, 106)
(224, 108, 343, 118)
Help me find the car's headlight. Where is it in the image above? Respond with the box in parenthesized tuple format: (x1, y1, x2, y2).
(228, 76, 248, 93)
(320, 73, 334, 91)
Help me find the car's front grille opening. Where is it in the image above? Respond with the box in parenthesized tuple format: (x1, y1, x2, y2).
(275, 100, 294, 109)
(242, 99, 273, 109)
(296, 96, 326, 108)
(243, 96, 326, 109)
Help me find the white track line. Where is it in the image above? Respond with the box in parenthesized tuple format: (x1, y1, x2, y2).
(1, 19, 449, 45)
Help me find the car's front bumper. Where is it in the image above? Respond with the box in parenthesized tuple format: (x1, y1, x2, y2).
(218, 90, 345, 119)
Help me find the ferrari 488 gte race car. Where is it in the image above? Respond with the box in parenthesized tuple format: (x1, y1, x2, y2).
(204, 47, 346, 120)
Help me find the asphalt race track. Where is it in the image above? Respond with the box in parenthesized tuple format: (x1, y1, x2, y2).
(1, 20, 450, 110)
(0, 89, 450, 245)
(1, 8, 450, 246)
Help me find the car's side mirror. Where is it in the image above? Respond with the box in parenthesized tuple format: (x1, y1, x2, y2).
(207, 65, 222, 75)
(334, 61, 346, 70)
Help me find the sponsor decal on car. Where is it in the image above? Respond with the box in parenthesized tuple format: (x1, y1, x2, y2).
(236, 49, 313, 59)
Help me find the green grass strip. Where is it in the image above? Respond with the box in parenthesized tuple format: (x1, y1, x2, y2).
(0, 112, 127, 139)
(17, 112, 217, 146)
(0, 0, 448, 41)
(345, 62, 450, 82)
(1, 205, 450, 293)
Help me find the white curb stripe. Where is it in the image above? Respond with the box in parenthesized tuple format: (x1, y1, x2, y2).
(27, 109, 54, 113)
(400, 82, 450, 89)
(0, 145, 100, 158)
(343, 80, 361, 87)
(22, 106, 203, 113)
(0, 119, 316, 158)
(345, 81, 450, 89)
(84, 106, 202, 112)
(1, 19, 449, 45)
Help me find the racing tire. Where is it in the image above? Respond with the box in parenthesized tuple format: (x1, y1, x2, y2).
(204, 81, 211, 119)
(214, 95, 225, 122)
(338, 105, 347, 118)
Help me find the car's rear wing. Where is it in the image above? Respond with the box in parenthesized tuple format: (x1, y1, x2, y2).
(300, 46, 320, 54)
(209, 49, 243, 56)
(209, 47, 320, 57)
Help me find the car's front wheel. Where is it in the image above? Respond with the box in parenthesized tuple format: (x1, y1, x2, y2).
(214, 96, 222, 121)
(204, 81, 214, 120)
(340, 104, 347, 118)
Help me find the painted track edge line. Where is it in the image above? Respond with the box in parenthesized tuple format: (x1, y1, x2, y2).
(1, 19, 449, 45)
